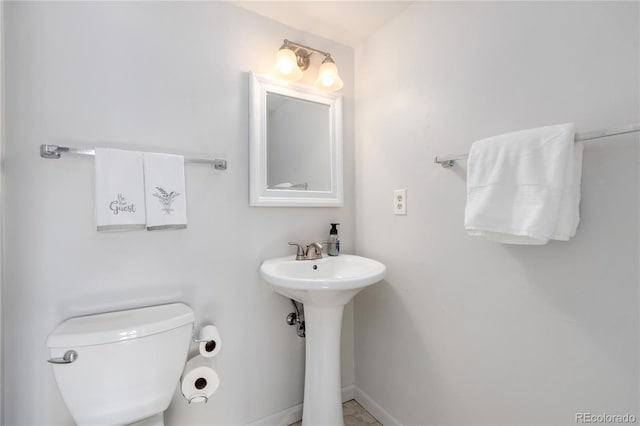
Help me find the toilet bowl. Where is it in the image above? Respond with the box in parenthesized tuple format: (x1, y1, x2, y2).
(47, 303, 195, 425)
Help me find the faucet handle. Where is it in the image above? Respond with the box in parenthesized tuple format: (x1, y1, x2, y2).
(288, 242, 306, 260)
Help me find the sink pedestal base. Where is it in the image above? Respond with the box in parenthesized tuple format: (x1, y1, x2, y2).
(301, 304, 345, 426)
(261, 255, 386, 426)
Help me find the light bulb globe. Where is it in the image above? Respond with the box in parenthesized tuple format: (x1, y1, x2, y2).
(274, 48, 303, 81)
(314, 60, 343, 91)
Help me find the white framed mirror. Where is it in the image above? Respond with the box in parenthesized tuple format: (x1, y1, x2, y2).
(249, 72, 343, 207)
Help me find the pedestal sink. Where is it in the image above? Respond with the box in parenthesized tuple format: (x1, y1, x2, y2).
(260, 254, 386, 426)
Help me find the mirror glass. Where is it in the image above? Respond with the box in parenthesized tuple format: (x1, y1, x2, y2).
(250, 73, 343, 207)
(267, 93, 331, 191)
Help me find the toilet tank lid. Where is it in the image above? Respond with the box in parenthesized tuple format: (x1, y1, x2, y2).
(47, 303, 195, 348)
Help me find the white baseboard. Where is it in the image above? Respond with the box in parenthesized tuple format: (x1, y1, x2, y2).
(246, 385, 357, 426)
(246, 403, 303, 426)
(353, 386, 403, 426)
(341, 384, 355, 402)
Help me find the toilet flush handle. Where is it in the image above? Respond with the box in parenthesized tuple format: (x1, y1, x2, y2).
(47, 350, 78, 364)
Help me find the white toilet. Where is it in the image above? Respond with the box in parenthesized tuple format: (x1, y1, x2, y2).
(46, 303, 195, 426)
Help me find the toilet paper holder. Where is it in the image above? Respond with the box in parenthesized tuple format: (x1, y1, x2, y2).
(192, 325, 220, 355)
(187, 394, 209, 404)
(192, 336, 217, 352)
(181, 354, 220, 405)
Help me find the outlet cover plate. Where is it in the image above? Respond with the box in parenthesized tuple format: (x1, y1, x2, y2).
(394, 189, 406, 215)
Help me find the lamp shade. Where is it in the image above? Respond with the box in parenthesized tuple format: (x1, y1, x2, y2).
(274, 48, 303, 81)
(314, 60, 343, 91)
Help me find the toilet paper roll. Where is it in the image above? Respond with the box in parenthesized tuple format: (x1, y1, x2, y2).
(198, 325, 222, 358)
(181, 355, 220, 404)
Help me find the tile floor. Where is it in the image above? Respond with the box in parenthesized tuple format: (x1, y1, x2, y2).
(289, 399, 382, 426)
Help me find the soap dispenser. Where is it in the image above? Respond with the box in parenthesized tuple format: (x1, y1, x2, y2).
(328, 223, 340, 256)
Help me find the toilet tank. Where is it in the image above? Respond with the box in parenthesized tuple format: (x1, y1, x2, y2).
(47, 303, 195, 425)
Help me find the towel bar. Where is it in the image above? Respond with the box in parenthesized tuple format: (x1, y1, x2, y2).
(434, 123, 640, 168)
(40, 144, 227, 170)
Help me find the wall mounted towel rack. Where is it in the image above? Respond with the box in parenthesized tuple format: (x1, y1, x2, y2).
(40, 144, 228, 170)
(434, 123, 640, 168)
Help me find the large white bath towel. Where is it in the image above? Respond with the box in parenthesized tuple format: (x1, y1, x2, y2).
(143, 153, 187, 230)
(95, 148, 146, 232)
(464, 123, 583, 244)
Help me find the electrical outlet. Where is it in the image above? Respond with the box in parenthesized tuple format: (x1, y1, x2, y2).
(394, 189, 407, 215)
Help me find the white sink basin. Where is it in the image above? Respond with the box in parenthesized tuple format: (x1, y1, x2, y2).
(260, 254, 386, 306)
(260, 254, 386, 426)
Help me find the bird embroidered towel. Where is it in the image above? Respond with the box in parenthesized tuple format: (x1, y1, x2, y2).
(143, 152, 187, 230)
(95, 148, 147, 232)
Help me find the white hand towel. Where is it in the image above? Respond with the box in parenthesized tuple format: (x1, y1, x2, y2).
(143, 153, 187, 230)
(95, 148, 146, 232)
(464, 123, 583, 244)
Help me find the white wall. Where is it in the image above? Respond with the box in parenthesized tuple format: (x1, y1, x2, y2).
(2, 2, 354, 425)
(354, 2, 639, 425)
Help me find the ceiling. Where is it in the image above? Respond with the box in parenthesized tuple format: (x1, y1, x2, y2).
(229, 1, 413, 47)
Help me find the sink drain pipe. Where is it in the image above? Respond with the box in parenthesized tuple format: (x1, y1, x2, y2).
(286, 299, 306, 338)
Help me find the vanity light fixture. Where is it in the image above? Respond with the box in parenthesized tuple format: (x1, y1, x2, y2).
(274, 39, 344, 91)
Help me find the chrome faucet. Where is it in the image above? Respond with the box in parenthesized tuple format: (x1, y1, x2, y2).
(306, 242, 323, 260)
(288, 242, 323, 261)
